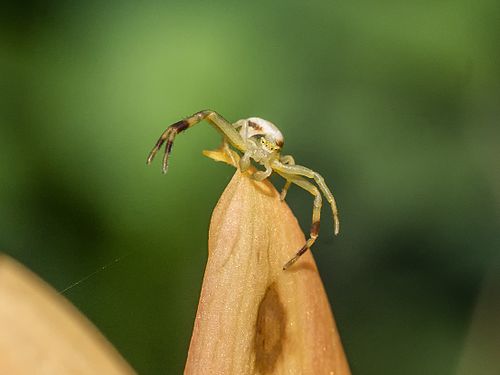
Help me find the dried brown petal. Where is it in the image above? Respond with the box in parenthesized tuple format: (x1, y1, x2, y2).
(0, 256, 135, 375)
(185, 171, 350, 375)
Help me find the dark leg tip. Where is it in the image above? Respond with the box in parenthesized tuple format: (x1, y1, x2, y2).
(282, 256, 298, 271)
(146, 154, 153, 165)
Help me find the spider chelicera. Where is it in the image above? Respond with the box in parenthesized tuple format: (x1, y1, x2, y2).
(147, 110, 340, 270)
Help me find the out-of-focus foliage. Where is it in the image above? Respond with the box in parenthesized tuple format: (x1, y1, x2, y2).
(1, 1, 499, 374)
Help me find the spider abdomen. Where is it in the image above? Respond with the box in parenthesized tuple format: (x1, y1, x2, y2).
(241, 117, 284, 148)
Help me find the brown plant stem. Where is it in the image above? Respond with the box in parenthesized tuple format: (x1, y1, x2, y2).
(185, 169, 350, 375)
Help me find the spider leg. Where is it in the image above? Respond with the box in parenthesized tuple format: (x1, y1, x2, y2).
(278, 155, 295, 200)
(276, 174, 322, 270)
(280, 155, 295, 165)
(239, 152, 252, 173)
(233, 119, 258, 174)
(272, 161, 340, 235)
(147, 110, 246, 173)
(280, 181, 292, 201)
(252, 163, 273, 181)
(232, 119, 247, 134)
(222, 138, 239, 167)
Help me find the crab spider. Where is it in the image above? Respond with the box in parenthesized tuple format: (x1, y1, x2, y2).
(147, 110, 340, 270)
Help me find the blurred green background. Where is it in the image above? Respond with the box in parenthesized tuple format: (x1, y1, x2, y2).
(1, 1, 499, 374)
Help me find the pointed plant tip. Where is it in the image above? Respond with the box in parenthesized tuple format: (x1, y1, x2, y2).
(185, 171, 351, 374)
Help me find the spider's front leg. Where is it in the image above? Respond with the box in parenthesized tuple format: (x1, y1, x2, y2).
(147, 110, 246, 173)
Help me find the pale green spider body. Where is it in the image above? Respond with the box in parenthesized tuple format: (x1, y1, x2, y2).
(147, 110, 340, 270)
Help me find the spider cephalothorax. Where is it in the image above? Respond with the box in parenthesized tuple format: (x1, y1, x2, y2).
(147, 110, 339, 270)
